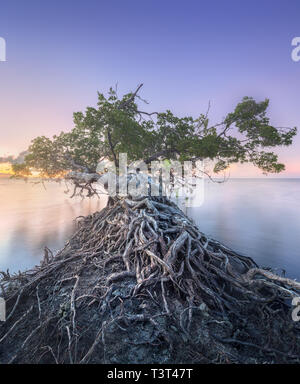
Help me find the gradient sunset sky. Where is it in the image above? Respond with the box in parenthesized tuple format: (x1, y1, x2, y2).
(0, 0, 300, 177)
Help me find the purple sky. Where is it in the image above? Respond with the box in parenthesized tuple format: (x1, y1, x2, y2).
(0, 0, 300, 176)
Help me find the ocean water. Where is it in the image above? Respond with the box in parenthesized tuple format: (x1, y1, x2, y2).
(186, 178, 300, 280)
(0, 177, 300, 281)
(0, 177, 107, 273)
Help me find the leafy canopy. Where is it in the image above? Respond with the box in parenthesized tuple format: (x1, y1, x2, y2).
(13, 85, 297, 179)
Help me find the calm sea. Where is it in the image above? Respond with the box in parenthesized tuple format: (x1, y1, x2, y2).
(0, 177, 300, 280)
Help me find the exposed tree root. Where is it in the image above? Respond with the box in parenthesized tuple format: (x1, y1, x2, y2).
(0, 196, 300, 364)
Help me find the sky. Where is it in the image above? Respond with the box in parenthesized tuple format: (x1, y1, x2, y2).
(0, 0, 300, 177)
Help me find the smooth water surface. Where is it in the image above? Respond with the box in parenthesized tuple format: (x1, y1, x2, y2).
(0, 177, 300, 280)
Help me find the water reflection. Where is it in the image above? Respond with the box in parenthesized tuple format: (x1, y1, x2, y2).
(0, 177, 107, 272)
(186, 179, 300, 280)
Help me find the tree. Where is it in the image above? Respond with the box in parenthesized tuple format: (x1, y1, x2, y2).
(4, 85, 300, 364)
(13, 84, 297, 197)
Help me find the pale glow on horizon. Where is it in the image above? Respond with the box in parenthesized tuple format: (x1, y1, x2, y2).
(0, 162, 60, 179)
(0, 162, 13, 175)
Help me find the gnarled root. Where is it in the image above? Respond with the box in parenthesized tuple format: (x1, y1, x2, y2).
(1, 196, 300, 364)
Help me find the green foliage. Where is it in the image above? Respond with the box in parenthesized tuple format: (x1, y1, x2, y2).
(15, 87, 297, 178)
(12, 163, 31, 177)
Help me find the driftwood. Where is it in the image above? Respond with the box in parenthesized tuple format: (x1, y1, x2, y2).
(0, 196, 300, 364)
